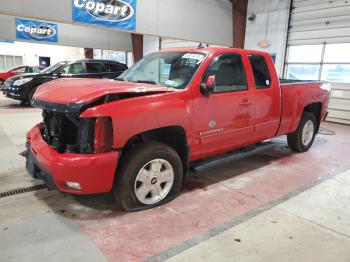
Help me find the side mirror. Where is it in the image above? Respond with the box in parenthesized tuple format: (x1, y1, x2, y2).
(200, 75, 216, 97)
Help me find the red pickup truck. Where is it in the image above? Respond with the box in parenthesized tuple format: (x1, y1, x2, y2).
(24, 48, 331, 211)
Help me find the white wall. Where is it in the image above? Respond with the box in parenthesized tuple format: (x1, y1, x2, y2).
(137, 0, 233, 46)
(143, 36, 160, 56)
(0, 0, 233, 47)
(0, 14, 132, 51)
(0, 41, 84, 67)
(245, 0, 290, 76)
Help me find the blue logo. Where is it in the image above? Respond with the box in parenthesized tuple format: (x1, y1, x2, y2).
(16, 18, 58, 43)
(72, 0, 136, 31)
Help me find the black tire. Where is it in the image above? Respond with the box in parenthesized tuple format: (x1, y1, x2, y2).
(113, 142, 183, 211)
(28, 87, 37, 104)
(287, 112, 317, 152)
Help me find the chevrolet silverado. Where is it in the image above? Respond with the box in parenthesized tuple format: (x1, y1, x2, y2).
(23, 48, 331, 211)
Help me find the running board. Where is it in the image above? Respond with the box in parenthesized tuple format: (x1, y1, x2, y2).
(190, 141, 277, 172)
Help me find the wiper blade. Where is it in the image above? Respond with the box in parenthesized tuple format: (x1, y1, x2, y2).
(136, 80, 157, 84)
(115, 77, 126, 81)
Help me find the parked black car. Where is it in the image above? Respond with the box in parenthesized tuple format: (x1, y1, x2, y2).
(3, 59, 127, 103)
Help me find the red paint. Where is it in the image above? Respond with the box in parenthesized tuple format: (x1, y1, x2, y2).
(28, 48, 330, 194)
(27, 124, 118, 194)
(0, 65, 44, 81)
(94, 117, 114, 154)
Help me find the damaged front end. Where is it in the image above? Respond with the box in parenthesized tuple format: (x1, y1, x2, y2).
(41, 110, 114, 154)
(32, 94, 120, 154)
(41, 110, 96, 154)
(32, 92, 155, 155)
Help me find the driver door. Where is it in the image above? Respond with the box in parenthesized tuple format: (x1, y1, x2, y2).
(192, 53, 254, 159)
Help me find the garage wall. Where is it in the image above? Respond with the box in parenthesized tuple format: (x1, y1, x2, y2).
(138, 0, 232, 46)
(327, 83, 350, 125)
(0, 0, 233, 47)
(285, 0, 350, 124)
(143, 36, 160, 56)
(0, 14, 132, 51)
(289, 0, 350, 45)
(0, 41, 84, 67)
(244, 0, 290, 76)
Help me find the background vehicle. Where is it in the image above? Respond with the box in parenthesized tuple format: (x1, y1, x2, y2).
(24, 48, 330, 211)
(3, 59, 127, 103)
(0, 65, 44, 89)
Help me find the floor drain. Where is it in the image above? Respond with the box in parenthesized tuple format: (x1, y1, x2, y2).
(0, 184, 47, 198)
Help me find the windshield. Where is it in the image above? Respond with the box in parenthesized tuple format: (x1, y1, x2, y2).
(118, 52, 206, 89)
(41, 62, 68, 74)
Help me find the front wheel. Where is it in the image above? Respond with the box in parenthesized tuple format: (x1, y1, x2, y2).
(113, 142, 183, 211)
(28, 87, 37, 104)
(287, 112, 317, 152)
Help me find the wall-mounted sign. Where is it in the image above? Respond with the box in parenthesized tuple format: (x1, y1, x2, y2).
(72, 0, 136, 31)
(15, 18, 58, 43)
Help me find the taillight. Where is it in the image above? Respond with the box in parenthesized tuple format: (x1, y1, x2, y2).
(94, 117, 113, 153)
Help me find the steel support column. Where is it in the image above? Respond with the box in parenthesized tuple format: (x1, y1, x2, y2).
(131, 33, 143, 62)
(232, 0, 248, 48)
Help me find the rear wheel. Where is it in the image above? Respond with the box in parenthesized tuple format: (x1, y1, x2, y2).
(0, 79, 4, 90)
(113, 142, 183, 211)
(287, 112, 317, 152)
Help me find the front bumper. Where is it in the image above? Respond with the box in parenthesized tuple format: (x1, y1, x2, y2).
(3, 86, 27, 100)
(24, 124, 119, 194)
(3, 80, 29, 101)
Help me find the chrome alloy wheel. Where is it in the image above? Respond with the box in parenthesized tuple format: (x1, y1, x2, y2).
(134, 159, 174, 205)
(302, 120, 314, 146)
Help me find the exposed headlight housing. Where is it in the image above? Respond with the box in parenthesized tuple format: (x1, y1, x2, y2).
(94, 117, 114, 153)
(13, 78, 33, 86)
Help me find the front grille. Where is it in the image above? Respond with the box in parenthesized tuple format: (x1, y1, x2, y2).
(41, 110, 95, 154)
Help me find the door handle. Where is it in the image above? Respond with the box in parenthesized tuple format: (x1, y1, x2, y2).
(239, 100, 253, 106)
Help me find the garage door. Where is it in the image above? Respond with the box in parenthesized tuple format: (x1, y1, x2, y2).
(284, 0, 350, 124)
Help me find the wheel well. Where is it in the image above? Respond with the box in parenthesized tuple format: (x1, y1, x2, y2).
(303, 102, 322, 133)
(122, 126, 190, 174)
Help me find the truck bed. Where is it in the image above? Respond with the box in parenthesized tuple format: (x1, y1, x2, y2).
(279, 79, 324, 86)
(276, 80, 329, 136)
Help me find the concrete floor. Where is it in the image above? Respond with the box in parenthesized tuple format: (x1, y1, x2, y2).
(0, 94, 350, 262)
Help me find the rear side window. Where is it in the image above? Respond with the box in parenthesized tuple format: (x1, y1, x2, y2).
(85, 63, 102, 73)
(205, 53, 247, 93)
(104, 63, 125, 72)
(249, 54, 271, 89)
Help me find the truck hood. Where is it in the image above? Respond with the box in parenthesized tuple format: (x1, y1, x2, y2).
(32, 78, 173, 112)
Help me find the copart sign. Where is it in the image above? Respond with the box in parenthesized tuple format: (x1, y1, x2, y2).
(16, 18, 58, 43)
(72, 0, 136, 31)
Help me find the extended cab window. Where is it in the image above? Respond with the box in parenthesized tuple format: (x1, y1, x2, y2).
(249, 54, 271, 89)
(205, 53, 247, 93)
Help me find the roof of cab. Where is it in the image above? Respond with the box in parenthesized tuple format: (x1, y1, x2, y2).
(159, 47, 270, 56)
